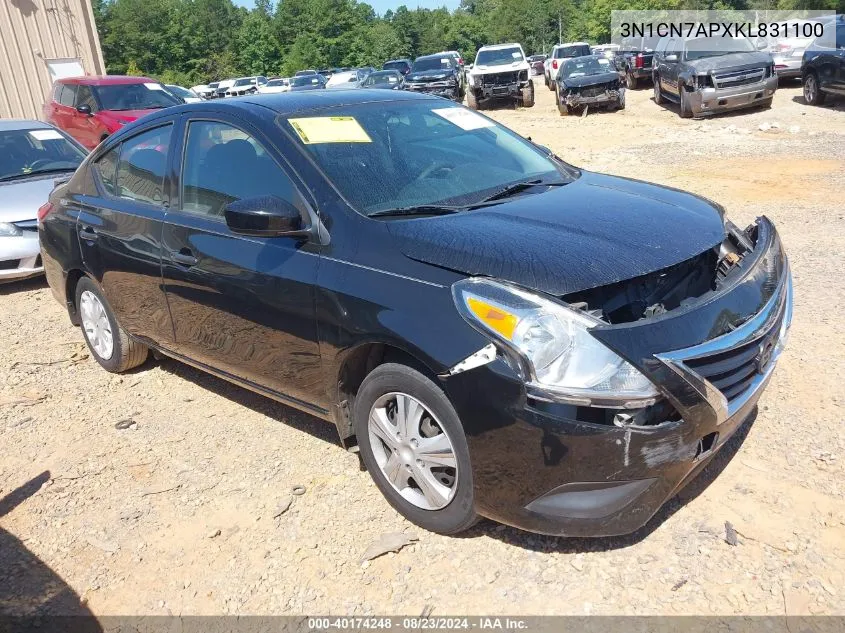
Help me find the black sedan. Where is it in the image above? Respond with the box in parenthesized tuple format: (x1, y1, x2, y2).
(39, 90, 792, 536)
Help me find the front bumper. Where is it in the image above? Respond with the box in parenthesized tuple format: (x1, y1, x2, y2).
(0, 233, 43, 283)
(406, 83, 460, 99)
(443, 217, 791, 536)
(562, 88, 623, 108)
(475, 81, 528, 100)
(689, 76, 778, 116)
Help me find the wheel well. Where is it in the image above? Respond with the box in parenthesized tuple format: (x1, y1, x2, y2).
(335, 343, 434, 444)
(65, 269, 87, 324)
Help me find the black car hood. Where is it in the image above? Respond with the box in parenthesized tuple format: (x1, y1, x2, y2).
(561, 72, 620, 89)
(687, 51, 772, 72)
(387, 172, 726, 296)
(406, 71, 452, 82)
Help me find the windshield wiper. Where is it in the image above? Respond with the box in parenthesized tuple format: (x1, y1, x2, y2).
(476, 179, 568, 204)
(0, 168, 76, 182)
(367, 204, 462, 218)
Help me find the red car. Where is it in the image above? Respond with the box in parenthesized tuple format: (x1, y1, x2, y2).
(42, 76, 181, 150)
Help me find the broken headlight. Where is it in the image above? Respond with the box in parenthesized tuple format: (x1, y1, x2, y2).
(452, 278, 660, 403)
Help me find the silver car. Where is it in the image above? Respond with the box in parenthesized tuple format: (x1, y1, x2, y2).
(0, 120, 87, 283)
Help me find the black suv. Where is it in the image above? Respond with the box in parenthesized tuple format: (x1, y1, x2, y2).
(802, 18, 845, 106)
(404, 54, 463, 101)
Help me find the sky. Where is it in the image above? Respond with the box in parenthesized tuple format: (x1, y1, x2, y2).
(232, 0, 460, 15)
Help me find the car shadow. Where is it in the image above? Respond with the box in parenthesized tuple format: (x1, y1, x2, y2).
(0, 276, 47, 296)
(459, 407, 758, 552)
(156, 356, 341, 446)
(790, 95, 844, 109)
(0, 471, 102, 629)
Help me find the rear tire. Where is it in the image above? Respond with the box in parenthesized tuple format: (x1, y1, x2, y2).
(616, 88, 626, 110)
(521, 81, 534, 108)
(803, 72, 825, 106)
(75, 277, 148, 373)
(556, 88, 568, 116)
(353, 363, 478, 535)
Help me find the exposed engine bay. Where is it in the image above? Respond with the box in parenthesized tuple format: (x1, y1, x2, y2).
(565, 220, 756, 324)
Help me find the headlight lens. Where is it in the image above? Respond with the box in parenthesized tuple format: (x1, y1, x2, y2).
(453, 278, 660, 402)
(0, 222, 22, 237)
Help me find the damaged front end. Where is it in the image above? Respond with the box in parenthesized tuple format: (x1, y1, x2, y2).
(443, 216, 792, 536)
(561, 82, 623, 109)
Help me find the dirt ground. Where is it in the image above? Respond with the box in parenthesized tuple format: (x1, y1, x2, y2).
(2, 81, 844, 618)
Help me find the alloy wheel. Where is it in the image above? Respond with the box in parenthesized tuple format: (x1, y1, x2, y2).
(804, 75, 817, 103)
(80, 290, 114, 360)
(367, 392, 458, 511)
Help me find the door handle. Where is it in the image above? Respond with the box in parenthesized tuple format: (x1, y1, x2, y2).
(79, 227, 98, 241)
(171, 249, 198, 267)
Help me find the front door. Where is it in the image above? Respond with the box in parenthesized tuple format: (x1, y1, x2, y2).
(72, 85, 103, 149)
(76, 123, 175, 345)
(160, 116, 324, 412)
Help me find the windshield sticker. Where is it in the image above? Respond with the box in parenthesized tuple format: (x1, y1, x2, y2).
(432, 108, 495, 131)
(598, 58, 610, 65)
(288, 117, 372, 144)
(144, 82, 165, 91)
(511, 51, 522, 58)
(29, 129, 64, 141)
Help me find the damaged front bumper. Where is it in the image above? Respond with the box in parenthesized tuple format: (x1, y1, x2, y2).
(562, 88, 623, 108)
(688, 76, 778, 116)
(442, 217, 791, 536)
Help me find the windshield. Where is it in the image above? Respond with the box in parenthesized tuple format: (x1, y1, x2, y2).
(327, 72, 358, 87)
(383, 61, 409, 72)
(364, 72, 400, 86)
(208, 82, 219, 89)
(267, 79, 287, 87)
(413, 57, 453, 72)
(233, 78, 252, 86)
(476, 47, 523, 66)
(94, 83, 181, 111)
(684, 36, 755, 60)
(283, 101, 572, 215)
(0, 128, 86, 181)
(562, 56, 614, 78)
(291, 76, 321, 87)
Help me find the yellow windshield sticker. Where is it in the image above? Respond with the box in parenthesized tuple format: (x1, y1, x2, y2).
(288, 116, 372, 144)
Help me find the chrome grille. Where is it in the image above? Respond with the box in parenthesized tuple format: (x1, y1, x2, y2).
(713, 68, 765, 89)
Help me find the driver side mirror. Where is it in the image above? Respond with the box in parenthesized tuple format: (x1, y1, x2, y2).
(665, 54, 678, 62)
(76, 104, 92, 116)
(224, 196, 309, 238)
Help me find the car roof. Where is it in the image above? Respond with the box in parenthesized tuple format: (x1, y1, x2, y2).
(478, 43, 521, 51)
(556, 42, 590, 48)
(0, 119, 57, 132)
(414, 53, 451, 61)
(384, 58, 411, 63)
(59, 75, 156, 86)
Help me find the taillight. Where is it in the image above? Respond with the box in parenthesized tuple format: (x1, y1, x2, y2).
(552, 59, 558, 69)
(37, 202, 54, 223)
(635, 52, 644, 69)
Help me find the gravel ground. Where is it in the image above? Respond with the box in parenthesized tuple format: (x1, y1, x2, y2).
(1, 82, 844, 617)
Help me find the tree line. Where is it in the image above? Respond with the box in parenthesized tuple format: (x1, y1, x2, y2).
(93, 0, 843, 86)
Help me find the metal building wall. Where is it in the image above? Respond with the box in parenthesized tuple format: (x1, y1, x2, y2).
(0, 0, 105, 120)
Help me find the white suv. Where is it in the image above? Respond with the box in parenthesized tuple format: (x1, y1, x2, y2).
(466, 43, 534, 110)
(544, 42, 592, 90)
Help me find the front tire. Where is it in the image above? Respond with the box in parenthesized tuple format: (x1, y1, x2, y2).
(626, 71, 638, 89)
(75, 277, 148, 373)
(653, 75, 665, 104)
(679, 85, 693, 118)
(466, 89, 480, 110)
(353, 363, 477, 535)
(521, 81, 534, 107)
(803, 72, 825, 106)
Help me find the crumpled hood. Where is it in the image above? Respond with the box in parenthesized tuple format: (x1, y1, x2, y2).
(561, 71, 621, 89)
(688, 51, 773, 72)
(0, 175, 65, 222)
(387, 171, 726, 296)
(406, 70, 453, 82)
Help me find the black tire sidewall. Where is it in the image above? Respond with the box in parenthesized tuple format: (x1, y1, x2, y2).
(75, 277, 126, 372)
(353, 363, 476, 534)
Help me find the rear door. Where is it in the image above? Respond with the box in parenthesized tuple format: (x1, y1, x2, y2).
(160, 115, 324, 410)
(77, 123, 175, 346)
(52, 83, 79, 140)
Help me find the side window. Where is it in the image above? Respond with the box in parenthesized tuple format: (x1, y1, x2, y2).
(52, 83, 63, 102)
(667, 39, 677, 56)
(115, 125, 172, 205)
(76, 85, 97, 111)
(837, 24, 845, 49)
(181, 120, 296, 219)
(96, 146, 119, 196)
(59, 84, 77, 107)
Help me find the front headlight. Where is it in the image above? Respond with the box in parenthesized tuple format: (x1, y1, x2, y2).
(453, 278, 660, 404)
(0, 222, 22, 237)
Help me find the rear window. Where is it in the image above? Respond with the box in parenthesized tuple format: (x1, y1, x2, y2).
(291, 76, 322, 87)
(383, 60, 410, 72)
(554, 45, 590, 59)
(413, 57, 454, 72)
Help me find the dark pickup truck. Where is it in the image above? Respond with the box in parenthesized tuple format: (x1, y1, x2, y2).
(618, 34, 660, 88)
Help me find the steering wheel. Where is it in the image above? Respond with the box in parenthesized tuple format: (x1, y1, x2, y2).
(418, 161, 456, 180)
(27, 159, 57, 171)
